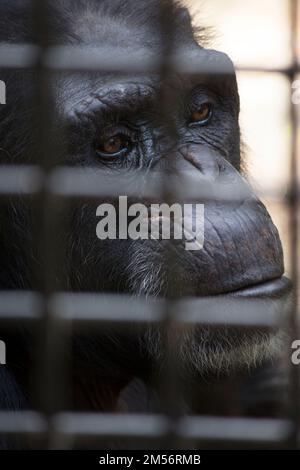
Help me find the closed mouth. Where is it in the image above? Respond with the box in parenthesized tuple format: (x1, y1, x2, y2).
(223, 276, 292, 299)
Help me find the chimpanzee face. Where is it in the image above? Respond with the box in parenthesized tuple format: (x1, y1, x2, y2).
(53, 45, 289, 378)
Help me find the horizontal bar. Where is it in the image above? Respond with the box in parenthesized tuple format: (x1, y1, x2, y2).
(53, 413, 168, 440)
(0, 166, 43, 196)
(178, 416, 291, 445)
(0, 165, 291, 202)
(0, 44, 299, 75)
(0, 411, 47, 436)
(50, 293, 163, 325)
(44, 46, 234, 76)
(175, 295, 287, 328)
(0, 412, 291, 446)
(0, 291, 43, 320)
(0, 44, 234, 75)
(51, 293, 285, 328)
(0, 291, 287, 328)
(0, 44, 39, 69)
(47, 167, 282, 202)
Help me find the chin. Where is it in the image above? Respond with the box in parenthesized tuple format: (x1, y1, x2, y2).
(127, 242, 292, 378)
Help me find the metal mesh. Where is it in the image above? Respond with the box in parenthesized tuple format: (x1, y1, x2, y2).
(0, 0, 299, 449)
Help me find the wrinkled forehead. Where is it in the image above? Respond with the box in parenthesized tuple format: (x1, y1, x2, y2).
(54, 44, 237, 118)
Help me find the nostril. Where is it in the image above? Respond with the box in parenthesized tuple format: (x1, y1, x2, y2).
(181, 146, 221, 182)
(197, 159, 220, 182)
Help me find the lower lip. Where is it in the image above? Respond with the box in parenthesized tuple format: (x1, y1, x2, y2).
(225, 276, 292, 299)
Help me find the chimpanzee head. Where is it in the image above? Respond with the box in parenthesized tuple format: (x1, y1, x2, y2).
(0, 0, 291, 386)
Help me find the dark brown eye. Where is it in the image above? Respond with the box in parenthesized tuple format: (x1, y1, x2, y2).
(190, 103, 212, 125)
(97, 134, 129, 156)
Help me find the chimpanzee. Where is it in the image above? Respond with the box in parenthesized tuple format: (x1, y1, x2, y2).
(0, 0, 292, 449)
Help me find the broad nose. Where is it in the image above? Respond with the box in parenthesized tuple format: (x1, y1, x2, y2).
(173, 145, 221, 182)
(151, 143, 251, 202)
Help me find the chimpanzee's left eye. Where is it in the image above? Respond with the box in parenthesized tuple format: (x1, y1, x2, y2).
(190, 102, 213, 125)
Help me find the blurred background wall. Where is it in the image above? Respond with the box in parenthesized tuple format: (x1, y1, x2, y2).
(183, 0, 300, 276)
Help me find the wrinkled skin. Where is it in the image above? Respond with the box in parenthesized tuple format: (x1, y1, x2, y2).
(0, 0, 291, 448)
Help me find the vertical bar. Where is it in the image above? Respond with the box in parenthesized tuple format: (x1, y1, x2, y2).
(31, 0, 70, 449)
(288, 0, 300, 448)
(158, 1, 185, 448)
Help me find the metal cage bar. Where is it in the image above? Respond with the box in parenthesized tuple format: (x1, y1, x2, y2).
(0, 0, 299, 449)
(287, 0, 300, 448)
